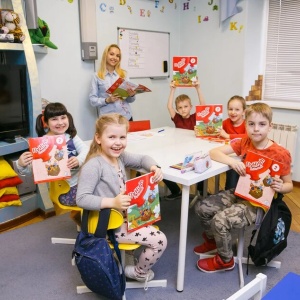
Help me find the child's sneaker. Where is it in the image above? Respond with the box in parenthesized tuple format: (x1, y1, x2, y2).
(197, 254, 235, 273)
(193, 232, 217, 255)
(164, 191, 182, 201)
(125, 265, 155, 282)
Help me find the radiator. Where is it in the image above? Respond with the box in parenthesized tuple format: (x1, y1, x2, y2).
(268, 123, 298, 179)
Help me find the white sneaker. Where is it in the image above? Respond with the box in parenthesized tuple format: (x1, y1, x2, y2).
(124, 265, 155, 282)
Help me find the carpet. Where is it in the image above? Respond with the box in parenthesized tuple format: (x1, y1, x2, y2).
(1, 197, 299, 300)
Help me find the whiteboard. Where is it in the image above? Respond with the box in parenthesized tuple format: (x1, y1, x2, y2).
(118, 27, 170, 79)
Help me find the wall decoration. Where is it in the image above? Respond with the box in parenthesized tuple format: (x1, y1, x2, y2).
(169, 0, 173, 3)
(203, 16, 209, 21)
(120, 0, 126, 5)
(155, 0, 159, 8)
(68, 0, 73, 3)
(208, 0, 213, 5)
(140, 9, 146, 17)
(147, 10, 151, 17)
(220, 0, 242, 22)
(99, 3, 106, 12)
(246, 75, 263, 101)
(127, 5, 132, 14)
(183, 0, 190, 10)
(230, 21, 243, 32)
(213, 5, 218, 10)
(198, 16, 201, 23)
(109, 6, 115, 13)
(160, 6, 165, 13)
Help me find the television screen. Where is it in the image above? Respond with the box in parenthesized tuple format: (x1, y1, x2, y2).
(0, 64, 29, 141)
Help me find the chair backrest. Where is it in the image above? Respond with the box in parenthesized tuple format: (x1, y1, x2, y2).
(87, 209, 124, 233)
(128, 120, 151, 132)
(49, 180, 81, 212)
(226, 273, 267, 300)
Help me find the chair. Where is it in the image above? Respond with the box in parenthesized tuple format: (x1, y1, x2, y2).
(128, 120, 151, 132)
(226, 273, 267, 300)
(76, 209, 167, 297)
(49, 180, 82, 245)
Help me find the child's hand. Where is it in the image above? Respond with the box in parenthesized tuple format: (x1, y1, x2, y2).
(170, 81, 176, 89)
(270, 175, 283, 193)
(18, 151, 33, 167)
(194, 126, 200, 137)
(218, 128, 230, 139)
(192, 79, 199, 87)
(67, 157, 79, 169)
(114, 191, 132, 210)
(230, 160, 246, 176)
(150, 165, 163, 182)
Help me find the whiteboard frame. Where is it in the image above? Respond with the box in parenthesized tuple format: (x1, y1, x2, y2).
(117, 27, 170, 79)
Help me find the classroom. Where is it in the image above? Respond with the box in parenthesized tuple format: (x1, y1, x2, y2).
(0, 0, 300, 299)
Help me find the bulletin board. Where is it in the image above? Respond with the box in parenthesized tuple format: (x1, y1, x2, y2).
(118, 27, 170, 79)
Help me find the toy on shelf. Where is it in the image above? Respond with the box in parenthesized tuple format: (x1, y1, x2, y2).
(29, 17, 58, 49)
(0, 10, 25, 43)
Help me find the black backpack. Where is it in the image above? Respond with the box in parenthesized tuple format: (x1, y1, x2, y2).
(72, 209, 126, 300)
(248, 193, 292, 267)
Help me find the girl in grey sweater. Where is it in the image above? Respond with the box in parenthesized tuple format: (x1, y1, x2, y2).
(76, 113, 167, 283)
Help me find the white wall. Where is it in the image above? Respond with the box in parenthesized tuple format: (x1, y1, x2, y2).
(34, 0, 266, 136)
(35, 0, 97, 141)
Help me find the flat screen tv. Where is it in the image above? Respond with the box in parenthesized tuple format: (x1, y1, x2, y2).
(0, 64, 30, 142)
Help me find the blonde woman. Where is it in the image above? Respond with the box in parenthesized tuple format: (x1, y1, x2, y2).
(89, 44, 136, 120)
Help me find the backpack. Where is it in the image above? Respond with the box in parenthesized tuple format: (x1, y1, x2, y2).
(248, 193, 292, 267)
(72, 209, 126, 300)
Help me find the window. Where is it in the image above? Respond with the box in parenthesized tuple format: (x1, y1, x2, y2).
(264, 0, 300, 103)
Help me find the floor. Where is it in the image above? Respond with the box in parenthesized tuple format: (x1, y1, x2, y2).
(2, 173, 300, 233)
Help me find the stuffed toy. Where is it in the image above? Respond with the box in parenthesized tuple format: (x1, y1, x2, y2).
(29, 17, 58, 49)
(0, 10, 25, 43)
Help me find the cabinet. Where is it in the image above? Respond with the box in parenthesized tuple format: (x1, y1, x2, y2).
(0, 0, 54, 229)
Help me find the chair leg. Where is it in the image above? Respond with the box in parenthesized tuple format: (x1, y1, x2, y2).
(51, 237, 76, 244)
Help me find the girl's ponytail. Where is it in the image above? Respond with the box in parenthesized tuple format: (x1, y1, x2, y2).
(35, 114, 47, 137)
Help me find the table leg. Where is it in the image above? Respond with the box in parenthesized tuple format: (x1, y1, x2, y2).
(176, 184, 190, 292)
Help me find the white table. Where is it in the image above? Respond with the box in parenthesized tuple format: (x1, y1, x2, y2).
(126, 127, 230, 291)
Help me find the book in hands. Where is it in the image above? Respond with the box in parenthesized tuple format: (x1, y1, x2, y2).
(234, 151, 284, 209)
(28, 135, 71, 184)
(195, 104, 223, 137)
(172, 56, 198, 87)
(125, 172, 161, 233)
(106, 77, 151, 99)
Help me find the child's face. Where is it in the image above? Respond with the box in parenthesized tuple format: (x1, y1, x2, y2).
(176, 99, 192, 119)
(106, 47, 121, 69)
(95, 124, 127, 162)
(246, 112, 271, 145)
(46, 114, 69, 135)
(227, 99, 244, 124)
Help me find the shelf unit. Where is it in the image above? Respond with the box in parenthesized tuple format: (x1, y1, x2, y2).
(0, 0, 54, 228)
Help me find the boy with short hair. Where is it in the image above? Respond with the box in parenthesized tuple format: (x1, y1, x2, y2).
(194, 102, 293, 272)
(167, 80, 205, 130)
(164, 80, 206, 200)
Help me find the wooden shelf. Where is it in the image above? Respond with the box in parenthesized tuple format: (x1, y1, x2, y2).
(0, 43, 48, 54)
(32, 44, 48, 54)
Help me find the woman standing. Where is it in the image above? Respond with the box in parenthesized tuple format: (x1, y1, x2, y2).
(89, 44, 136, 120)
